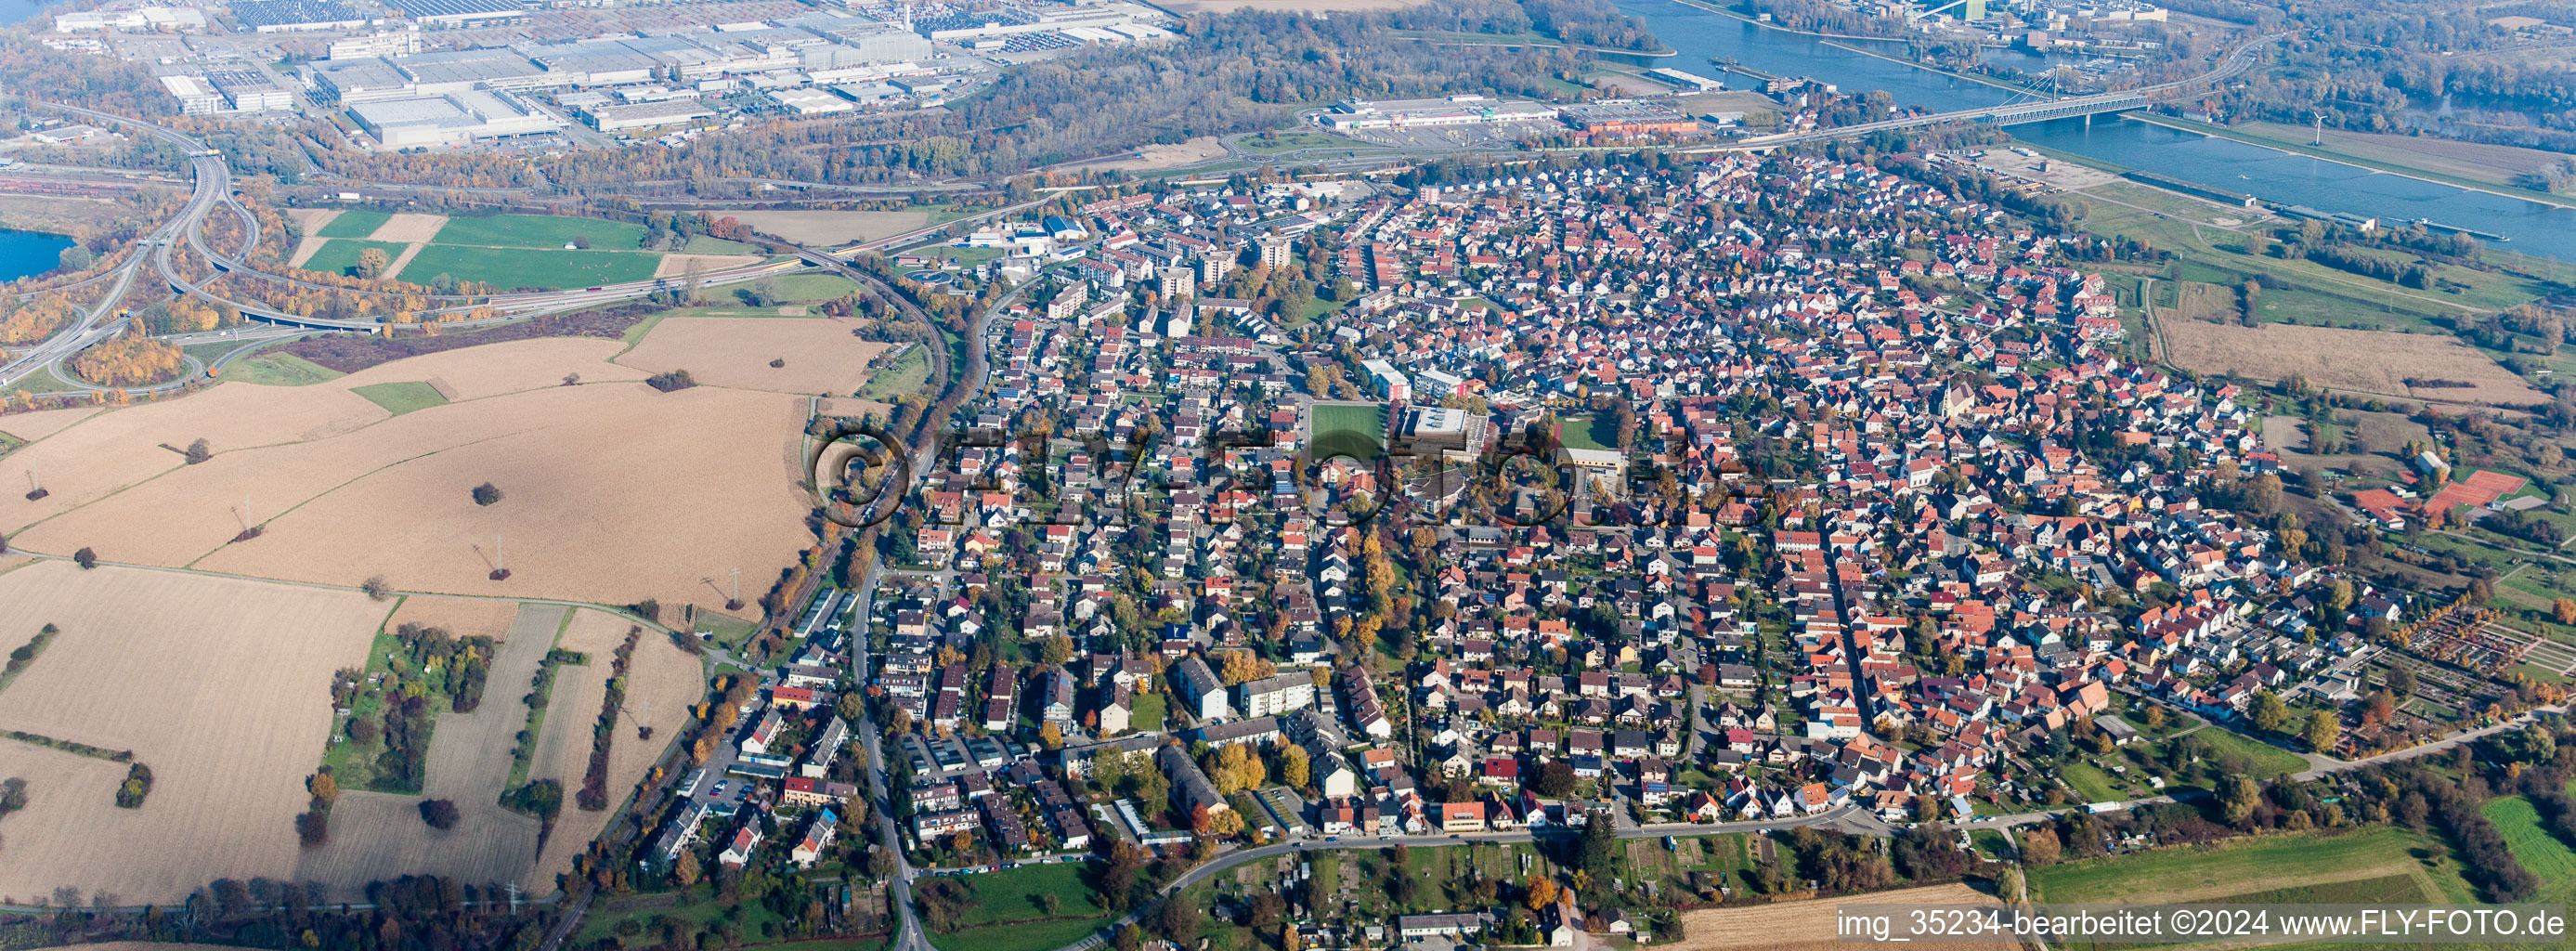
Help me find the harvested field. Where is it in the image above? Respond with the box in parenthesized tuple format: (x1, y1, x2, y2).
(726, 210, 928, 246)
(1673, 883, 2011, 951)
(0, 380, 389, 532)
(2159, 317, 2548, 406)
(284, 208, 341, 235)
(293, 604, 562, 900)
(527, 608, 699, 892)
(0, 405, 98, 442)
(0, 562, 394, 904)
(654, 254, 764, 279)
(1076, 136, 1228, 171)
(616, 316, 889, 396)
(334, 337, 648, 401)
(287, 235, 326, 268)
(366, 213, 449, 244)
(7, 336, 815, 621)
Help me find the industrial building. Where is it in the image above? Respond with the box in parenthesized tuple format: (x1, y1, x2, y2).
(383, 0, 527, 29)
(159, 74, 221, 115)
(1324, 96, 1559, 131)
(1558, 100, 1699, 138)
(55, 6, 205, 33)
(350, 89, 566, 148)
(206, 70, 293, 111)
(228, 0, 367, 33)
(766, 86, 853, 115)
(580, 98, 715, 133)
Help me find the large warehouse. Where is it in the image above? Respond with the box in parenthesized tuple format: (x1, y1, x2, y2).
(350, 89, 565, 148)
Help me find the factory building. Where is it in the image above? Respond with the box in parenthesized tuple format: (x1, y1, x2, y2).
(350, 89, 566, 148)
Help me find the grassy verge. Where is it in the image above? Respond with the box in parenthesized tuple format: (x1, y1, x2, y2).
(857, 345, 931, 401)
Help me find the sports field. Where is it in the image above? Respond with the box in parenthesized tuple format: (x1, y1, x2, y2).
(1309, 402, 1386, 461)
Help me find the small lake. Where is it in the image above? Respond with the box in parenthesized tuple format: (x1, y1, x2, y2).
(0, 229, 75, 282)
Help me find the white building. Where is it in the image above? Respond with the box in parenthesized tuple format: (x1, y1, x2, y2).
(351, 89, 566, 148)
(160, 75, 221, 115)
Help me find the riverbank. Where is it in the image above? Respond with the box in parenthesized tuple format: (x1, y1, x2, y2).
(1386, 28, 1677, 57)
(1818, 38, 2041, 96)
(2124, 112, 2576, 213)
(1653, 0, 1910, 43)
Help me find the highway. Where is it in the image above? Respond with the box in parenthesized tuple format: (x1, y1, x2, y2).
(7, 105, 841, 388)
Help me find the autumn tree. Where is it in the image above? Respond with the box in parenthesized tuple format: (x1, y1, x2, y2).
(2303, 710, 2340, 753)
(2250, 689, 2289, 734)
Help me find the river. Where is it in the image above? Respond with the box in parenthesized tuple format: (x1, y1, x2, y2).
(0, 229, 74, 283)
(1613, 0, 2576, 263)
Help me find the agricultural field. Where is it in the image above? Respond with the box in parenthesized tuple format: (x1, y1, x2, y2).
(2156, 314, 2546, 407)
(298, 239, 408, 278)
(527, 607, 699, 891)
(0, 561, 396, 904)
(430, 215, 647, 250)
(400, 245, 661, 291)
(614, 316, 889, 397)
(0, 335, 810, 628)
(0, 406, 99, 442)
(1672, 882, 2012, 951)
(2027, 827, 2475, 906)
(289, 214, 696, 290)
(315, 210, 391, 239)
(293, 603, 564, 899)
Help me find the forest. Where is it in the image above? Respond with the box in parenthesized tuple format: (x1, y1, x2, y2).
(67, 334, 182, 386)
(2184, 0, 2576, 150)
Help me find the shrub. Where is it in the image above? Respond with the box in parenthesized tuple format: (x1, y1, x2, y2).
(114, 762, 151, 808)
(645, 370, 696, 392)
(419, 798, 460, 828)
(471, 482, 502, 506)
(72, 548, 95, 569)
(361, 576, 389, 600)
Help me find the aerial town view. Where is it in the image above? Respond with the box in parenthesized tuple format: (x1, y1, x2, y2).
(0, 0, 2574, 945)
